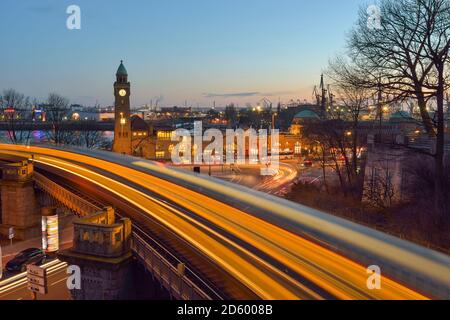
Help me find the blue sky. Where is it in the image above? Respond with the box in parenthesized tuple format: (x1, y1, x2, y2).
(0, 0, 365, 108)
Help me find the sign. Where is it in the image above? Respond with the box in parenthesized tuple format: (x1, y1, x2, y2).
(28, 283, 48, 295)
(27, 265, 48, 296)
(27, 264, 47, 278)
(27, 274, 47, 286)
(8, 227, 14, 240)
(42, 214, 59, 253)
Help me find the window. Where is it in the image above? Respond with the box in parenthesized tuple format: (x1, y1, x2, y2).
(295, 142, 301, 154)
(157, 131, 173, 140)
(156, 151, 165, 159)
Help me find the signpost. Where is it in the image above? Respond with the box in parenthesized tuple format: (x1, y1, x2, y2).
(27, 264, 48, 300)
(8, 227, 14, 246)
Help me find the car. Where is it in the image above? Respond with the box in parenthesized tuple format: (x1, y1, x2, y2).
(5, 248, 46, 273)
(302, 160, 313, 167)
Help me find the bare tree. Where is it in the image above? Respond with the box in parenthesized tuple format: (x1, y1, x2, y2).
(327, 57, 372, 177)
(303, 120, 351, 195)
(363, 158, 396, 210)
(348, 0, 450, 220)
(0, 89, 33, 144)
(45, 93, 73, 145)
(73, 128, 110, 149)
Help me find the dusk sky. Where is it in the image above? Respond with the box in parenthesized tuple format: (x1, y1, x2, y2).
(0, 0, 365, 108)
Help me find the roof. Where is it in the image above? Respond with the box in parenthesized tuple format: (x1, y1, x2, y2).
(116, 60, 128, 76)
(293, 109, 319, 120)
(131, 115, 149, 131)
(390, 111, 413, 121)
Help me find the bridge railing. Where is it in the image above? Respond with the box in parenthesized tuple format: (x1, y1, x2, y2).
(132, 232, 213, 300)
(34, 172, 100, 217)
(33, 170, 220, 300)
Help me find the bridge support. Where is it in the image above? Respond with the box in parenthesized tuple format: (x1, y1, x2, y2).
(0, 161, 41, 240)
(58, 207, 134, 300)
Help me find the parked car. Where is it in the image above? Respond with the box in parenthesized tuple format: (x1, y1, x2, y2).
(5, 248, 46, 273)
(302, 159, 313, 167)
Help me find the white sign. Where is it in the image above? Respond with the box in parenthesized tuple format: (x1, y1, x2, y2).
(8, 227, 14, 240)
(27, 264, 46, 278)
(27, 274, 47, 287)
(27, 265, 48, 295)
(28, 283, 48, 295)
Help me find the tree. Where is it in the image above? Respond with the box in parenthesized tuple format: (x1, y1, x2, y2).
(363, 158, 396, 210)
(327, 57, 372, 178)
(225, 104, 238, 128)
(45, 93, 73, 145)
(303, 119, 352, 195)
(72, 121, 110, 149)
(0, 89, 33, 144)
(348, 0, 450, 220)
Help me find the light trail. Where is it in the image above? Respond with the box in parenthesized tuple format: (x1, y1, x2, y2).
(0, 144, 447, 299)
(32, 155, 306, 299)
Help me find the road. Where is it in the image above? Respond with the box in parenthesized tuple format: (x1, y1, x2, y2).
(0, 144, 448, 299)
(187, 163, 298, 195)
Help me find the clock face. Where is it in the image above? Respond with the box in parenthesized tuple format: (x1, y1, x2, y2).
(119, 89, 127, 97)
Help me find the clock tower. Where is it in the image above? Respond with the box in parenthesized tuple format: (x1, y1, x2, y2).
(113, 60, 132, 155)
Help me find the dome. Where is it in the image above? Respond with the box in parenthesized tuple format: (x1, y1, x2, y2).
(293, 109, 319, 120)
(116, 60, 128, 76)
(390, 111, 413, 121)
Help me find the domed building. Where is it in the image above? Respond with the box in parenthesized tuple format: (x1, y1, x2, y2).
(289, 109, 320, 136)
(389, 111, 413, 123)
(389, 111, 418, 135)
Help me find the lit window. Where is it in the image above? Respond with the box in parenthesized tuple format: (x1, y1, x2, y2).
(156, 151, 165, 159)
(295, 142, 301, 154)
(157, 131, 172, 140)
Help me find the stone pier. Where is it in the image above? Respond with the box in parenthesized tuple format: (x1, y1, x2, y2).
(58, 206, 133, 300)
(0, 160, 40, 240)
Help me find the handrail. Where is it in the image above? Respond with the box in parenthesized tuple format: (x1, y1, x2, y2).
(132, 232, 215, 300)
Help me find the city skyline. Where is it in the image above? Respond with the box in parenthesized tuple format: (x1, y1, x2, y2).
(0, 0, 363, 107)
